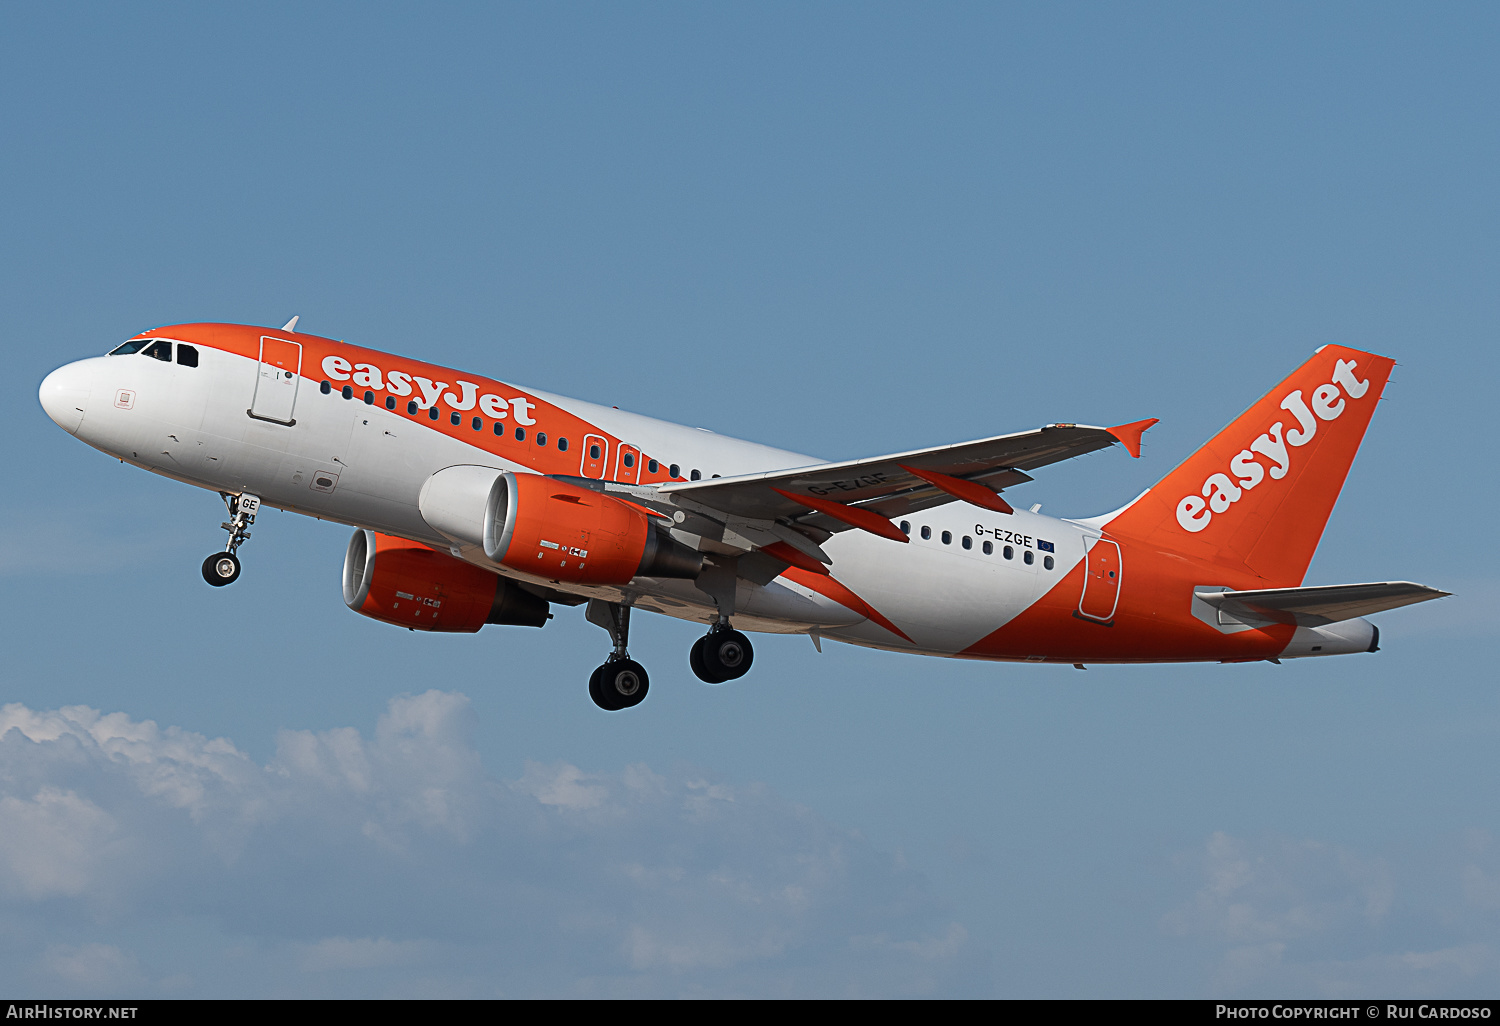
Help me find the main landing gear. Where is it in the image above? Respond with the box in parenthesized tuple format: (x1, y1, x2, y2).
(201, 492, 259, 587)
(583, 602, 756, 710)
(690, 622, 754, 684)
(586, 600, 649, 711)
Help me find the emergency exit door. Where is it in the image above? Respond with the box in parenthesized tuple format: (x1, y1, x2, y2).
(615, 443, 642, 484)
(581, 435, 608, 479)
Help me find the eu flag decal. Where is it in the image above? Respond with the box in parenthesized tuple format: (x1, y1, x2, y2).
(1037, 539, 1055, 553)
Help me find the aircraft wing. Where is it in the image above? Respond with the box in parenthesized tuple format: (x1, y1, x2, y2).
(655, 421, 1156, 529)
(1194, 582, 1450, 628)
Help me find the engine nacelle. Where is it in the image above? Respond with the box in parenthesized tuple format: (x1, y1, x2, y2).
(484, 472, 702, 585)
(342, 530, 549, 632)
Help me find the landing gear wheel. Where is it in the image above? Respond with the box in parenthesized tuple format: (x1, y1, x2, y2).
(693, 628, 753, 683)
(689, 636, 724, 684)
(202, 551, 241, 586)
(591, 659, 649, 711)
(707, 629, 753, 680)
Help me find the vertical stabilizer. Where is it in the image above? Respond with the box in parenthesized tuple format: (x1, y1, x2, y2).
(1105, 346, 1395, 586)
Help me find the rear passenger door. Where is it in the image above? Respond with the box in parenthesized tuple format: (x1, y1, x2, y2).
(1078, 537, 1122, 623)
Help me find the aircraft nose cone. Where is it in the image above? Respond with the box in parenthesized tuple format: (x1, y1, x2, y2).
(39, 363, 91, 434)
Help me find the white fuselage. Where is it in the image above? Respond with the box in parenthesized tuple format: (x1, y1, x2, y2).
(41, 327, 1386, 665)
(42, 339, 1094, 654)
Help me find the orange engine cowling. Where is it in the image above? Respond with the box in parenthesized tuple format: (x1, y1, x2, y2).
(483, 473, 702, 585)
(342, 530, 549, 632)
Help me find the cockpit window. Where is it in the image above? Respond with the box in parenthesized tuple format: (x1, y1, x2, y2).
(176, 344, 199, 367)
(143, 340, 172, 361)
(108, 339, 151, 356)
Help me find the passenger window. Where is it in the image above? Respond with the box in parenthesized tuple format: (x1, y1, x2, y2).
(108, 340, 150, 356)
(691, 469, 701, 481)
(144, 340, 172, 361)
(515, 427, 525, 441)
(472, 417, 482, 431)
(983, 541, 993, 555)
(941, 531, 952, 545)
(450, 412, 461, 426)
(900, 521, 910, 536)
(364, 391, 375, 405)
(558, 438, 569, 452)
(647, 459, 658, 473)
(962, 535, 972, 549)
(921, 526, 932, 540)
(342, 385, 353, 399)
(493, 422, 503, 435)
(537, 433, 547, 446)
(1003, 545, 1013, 559)
(623, 453, 634, 468)
(1044, 555, 1055, 570)
(385, 396, 396, 410)
(589, 444, 601, 460)
(176, 344, 199, 367)
(320, 380, 331, 394)
(669, 464, 680, 478)
(429, 408, 439, 421)
(1024, 550, 1035, 565)
(408, 401, 419, 415)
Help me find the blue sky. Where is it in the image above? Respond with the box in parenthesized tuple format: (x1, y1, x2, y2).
(2, 2, 1497, 997)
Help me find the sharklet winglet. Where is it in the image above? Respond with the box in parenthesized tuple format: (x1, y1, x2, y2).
(1106, 418, 1159, 458)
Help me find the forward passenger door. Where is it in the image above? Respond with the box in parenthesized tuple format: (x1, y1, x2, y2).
(250, 336, 302, 424)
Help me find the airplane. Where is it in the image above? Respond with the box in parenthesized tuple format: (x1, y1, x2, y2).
(38, 319, 1447, 710)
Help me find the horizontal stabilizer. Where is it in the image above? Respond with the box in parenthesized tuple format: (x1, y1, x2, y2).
(1194, 581, 1449, 628)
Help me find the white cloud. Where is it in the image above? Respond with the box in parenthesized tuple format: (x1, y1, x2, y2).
(298, 936, 434, 973)
(1165, 830, 1500, 997)
(515, 760, 608, 810)
(1461, 863, 1500, 911)
(38, 943, 143, 993)
(0, 692, 985, 997)
(1163, 831, 1393, 947)
(0, 787, 116, 899)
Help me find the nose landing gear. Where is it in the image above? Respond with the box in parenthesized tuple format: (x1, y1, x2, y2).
(690, 622, 754, 684)
(585, 600, 649, 711)
(202, 492, 259, 587)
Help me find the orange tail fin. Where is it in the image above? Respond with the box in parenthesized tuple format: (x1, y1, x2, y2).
(1105, 345, 1395, 586)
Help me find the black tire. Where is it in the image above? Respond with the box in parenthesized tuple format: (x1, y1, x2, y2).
(703, 629, 754, 682)
(594, 659, 648, 710)
(690, 635, 727, 684)
(588, 665, 614, 710)
(202, 551, 241, 587)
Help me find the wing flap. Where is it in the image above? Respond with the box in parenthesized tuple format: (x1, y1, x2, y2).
(1194, 581, 1450, 627)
